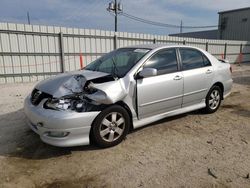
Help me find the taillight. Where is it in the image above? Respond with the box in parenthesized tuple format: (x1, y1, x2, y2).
(230, 66, 232, 73)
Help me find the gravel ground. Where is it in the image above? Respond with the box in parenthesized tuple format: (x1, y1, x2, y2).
(0, 64, 250, 188)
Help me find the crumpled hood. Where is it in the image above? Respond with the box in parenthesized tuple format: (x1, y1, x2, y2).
(35, 70, 110, 98)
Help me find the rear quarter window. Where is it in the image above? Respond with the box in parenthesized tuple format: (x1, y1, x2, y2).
(202, 54, 212, 66)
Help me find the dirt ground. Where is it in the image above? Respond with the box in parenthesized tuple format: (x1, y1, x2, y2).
(0, 64, 250, 188)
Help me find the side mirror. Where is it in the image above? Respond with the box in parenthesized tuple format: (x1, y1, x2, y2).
(137, 68, 157, 78)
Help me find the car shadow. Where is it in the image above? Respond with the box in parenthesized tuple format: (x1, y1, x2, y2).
(0, 108, 205, 160)
(129, 113, 188, 134)
(130, 108, 211, 134)
(0, 108, 193, 160)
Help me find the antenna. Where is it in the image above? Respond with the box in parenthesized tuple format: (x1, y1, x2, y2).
(27, 11, 31, 25)
(180, 20, 183, 33)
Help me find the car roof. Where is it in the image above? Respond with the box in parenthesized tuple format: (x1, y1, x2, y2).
(122, 44, 201, 51)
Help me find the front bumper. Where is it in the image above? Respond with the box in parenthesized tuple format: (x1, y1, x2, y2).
(24, 96, 100, 147)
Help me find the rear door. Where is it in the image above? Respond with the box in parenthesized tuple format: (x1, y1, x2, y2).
(137, 48, 184, 119)
(178, 48, 214, 107)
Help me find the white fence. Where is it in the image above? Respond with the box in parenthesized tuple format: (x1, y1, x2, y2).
(0, 22, 250, 83)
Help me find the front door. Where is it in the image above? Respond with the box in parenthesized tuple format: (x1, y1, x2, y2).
(137, 48, 183, 119)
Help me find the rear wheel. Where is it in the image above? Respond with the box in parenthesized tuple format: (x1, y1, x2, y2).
(203, 86, 222, 113)
(91, 105, 130, 148)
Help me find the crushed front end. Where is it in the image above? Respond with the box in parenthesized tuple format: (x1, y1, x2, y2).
(24, 70, 128, 147)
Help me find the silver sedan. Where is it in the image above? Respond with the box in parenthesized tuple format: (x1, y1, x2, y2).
(24, 44, 233, 147)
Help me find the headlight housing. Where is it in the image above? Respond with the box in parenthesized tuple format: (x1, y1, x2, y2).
(45, 98, 71, 110)
(44, 98, 87, 112)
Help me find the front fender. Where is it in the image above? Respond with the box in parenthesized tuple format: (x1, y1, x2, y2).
(85, 79, 127, 104)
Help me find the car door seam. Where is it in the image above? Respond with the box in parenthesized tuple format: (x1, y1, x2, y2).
(183, 88, 208, 97)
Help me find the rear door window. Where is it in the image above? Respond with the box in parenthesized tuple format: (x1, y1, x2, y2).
(179, 48, 206, 70)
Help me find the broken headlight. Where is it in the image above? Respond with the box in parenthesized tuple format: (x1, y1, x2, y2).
(44, 98, 87, 112)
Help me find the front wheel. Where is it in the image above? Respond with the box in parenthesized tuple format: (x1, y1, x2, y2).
(203, 86, 222, 113)
(91, 105, 130, 148)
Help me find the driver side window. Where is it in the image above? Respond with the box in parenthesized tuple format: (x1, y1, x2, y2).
(144, 49, 178, 75)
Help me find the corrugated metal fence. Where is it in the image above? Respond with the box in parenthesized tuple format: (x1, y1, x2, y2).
(0, 22, 250, 83)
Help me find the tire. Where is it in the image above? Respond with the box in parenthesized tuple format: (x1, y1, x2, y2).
(203, 85, 222, 114)
(90, 105, 130, 148)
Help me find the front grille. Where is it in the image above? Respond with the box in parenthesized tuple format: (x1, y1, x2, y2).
(31, 89, 51, 106)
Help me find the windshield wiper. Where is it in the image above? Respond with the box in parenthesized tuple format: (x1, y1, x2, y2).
(111, 57, 119, 78)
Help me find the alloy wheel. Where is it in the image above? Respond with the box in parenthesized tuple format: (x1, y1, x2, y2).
(209, 89, 220, 110)
(99, 112, 125, 142)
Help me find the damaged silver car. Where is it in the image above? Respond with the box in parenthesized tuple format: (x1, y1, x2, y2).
(24, 44, 232, 147)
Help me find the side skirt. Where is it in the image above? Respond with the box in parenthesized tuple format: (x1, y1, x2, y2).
(132, 100, 206, 129)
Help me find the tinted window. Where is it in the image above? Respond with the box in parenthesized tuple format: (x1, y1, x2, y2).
(144, 49, 178, 75)
(180, 49, 204, 70)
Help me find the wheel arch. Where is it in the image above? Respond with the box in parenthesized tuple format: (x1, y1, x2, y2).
(90, 101, 133, 128)
(115, 101, 134, 130)
(89, 102, 133, 146)
(211, 82, 224, 99)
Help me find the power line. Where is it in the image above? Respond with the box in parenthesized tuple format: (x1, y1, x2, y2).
(121, 12, 218, 29)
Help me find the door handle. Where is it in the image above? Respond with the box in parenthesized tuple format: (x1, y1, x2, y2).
(173, 75, 182, 80)
(206, 69, 213, 74)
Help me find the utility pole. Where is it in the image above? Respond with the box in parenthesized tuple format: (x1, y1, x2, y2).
(107, 1, 123, 32)
(27, 11, 31, 25)
(180, 20, 183, 34)
(115, 0, 118, 32)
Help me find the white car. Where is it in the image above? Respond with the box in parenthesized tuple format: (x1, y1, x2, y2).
(24, 44, 233, 147)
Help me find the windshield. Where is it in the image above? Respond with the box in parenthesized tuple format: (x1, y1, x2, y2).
(85, 48, 150, 78)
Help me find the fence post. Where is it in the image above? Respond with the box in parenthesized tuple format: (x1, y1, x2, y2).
(114, 34, 118, 50)
(206, 42, 209, 51)
(153, 38, 157, 44)
(240, 43, 243, 54)
(224, 43, 227, 59)
(59, 32, 65, 72)
(239, 43, 243, 65)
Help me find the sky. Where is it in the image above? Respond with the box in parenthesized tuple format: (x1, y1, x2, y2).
(0, 0, 249, 35)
